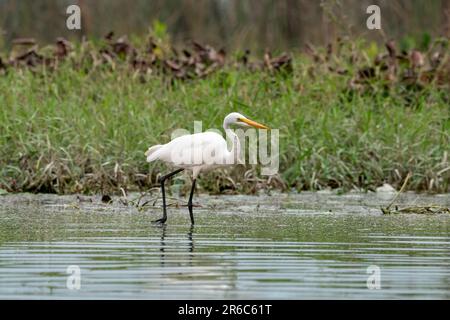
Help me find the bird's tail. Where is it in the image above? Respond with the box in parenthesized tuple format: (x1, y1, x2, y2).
(145, 145, 162, 162)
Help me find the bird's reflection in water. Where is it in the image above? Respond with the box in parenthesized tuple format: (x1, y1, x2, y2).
(157, 224, 195, 267)
(188, 225, 194, 253)
(159, 224, 167, 266)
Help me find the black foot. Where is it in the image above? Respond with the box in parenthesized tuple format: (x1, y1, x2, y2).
(152, 217, 167, 225)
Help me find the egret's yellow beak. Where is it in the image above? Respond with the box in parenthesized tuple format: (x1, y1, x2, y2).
(238, 118, 270, 129)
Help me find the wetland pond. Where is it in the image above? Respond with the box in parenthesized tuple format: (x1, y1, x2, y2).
(0, 192, 449, 299)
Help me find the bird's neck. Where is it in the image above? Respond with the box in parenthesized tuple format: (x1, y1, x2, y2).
(224, 127, 241, 164)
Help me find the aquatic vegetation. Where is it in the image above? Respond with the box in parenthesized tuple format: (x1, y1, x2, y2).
(381, 173, 450, 214)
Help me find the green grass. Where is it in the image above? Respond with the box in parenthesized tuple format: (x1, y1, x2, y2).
(0, 41, 449, 194)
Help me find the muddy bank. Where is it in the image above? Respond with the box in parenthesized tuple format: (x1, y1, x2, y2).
(1, 192, 449, 217)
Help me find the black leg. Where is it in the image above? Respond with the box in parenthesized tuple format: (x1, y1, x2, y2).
(152, 168, 184, 224)
(187, 179, 196, 225)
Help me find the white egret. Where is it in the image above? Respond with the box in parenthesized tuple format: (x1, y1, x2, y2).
(145, 112, 269, 225)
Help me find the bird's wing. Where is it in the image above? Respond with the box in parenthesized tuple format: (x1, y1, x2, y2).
(152, 132, 228, 166)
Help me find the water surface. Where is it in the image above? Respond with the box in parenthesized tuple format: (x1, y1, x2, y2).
(0, 192, 449, 299)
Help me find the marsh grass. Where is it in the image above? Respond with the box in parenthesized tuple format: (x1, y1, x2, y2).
(0, 38, 449, 195)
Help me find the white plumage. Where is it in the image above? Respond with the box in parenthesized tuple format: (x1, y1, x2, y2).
(145, 112, 269, 225)
(146, 131, 233, 178)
